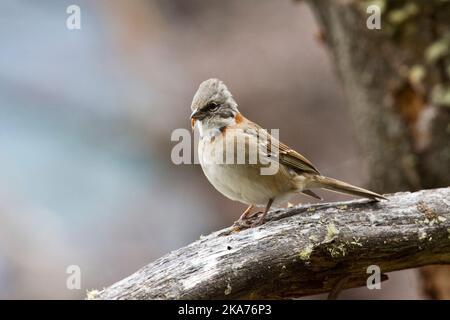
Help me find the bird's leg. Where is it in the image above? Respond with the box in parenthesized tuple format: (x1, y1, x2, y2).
(240, 205, 254, 220)
(254, 198, 274, 226)
(233, 200, 274, 229)
(233, 205, 254, 228)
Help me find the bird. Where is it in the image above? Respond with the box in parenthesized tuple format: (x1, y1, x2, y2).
(190, 78, 387, 228)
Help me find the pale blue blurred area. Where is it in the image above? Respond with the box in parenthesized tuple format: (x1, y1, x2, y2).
(1, 1, 110, 105)
(0, 0, 216, 298)
(0, 98, 153, 222)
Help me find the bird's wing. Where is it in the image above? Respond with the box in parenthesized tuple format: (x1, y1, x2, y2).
(301, 189, 323, 200)
(244, 119, 321, 175)
(277, 142, 321, 175)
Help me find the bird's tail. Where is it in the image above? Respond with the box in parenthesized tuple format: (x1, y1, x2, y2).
(309, 175, 387, 201)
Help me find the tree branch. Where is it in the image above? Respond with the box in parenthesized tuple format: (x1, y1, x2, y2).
(94, 187, 450, 299)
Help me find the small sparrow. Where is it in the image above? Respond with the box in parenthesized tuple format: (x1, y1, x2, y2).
(190, 78, 386, 228)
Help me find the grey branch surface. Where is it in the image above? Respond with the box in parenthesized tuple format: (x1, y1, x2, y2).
(95, 188, 450, 300)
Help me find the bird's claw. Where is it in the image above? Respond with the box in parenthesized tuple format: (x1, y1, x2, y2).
(232, 211, 264, 230)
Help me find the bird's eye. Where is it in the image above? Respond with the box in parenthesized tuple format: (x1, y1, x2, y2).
(206, 102, 219, 111)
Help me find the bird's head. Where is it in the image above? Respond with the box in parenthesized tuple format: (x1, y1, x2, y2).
(190, 78, 239, 132)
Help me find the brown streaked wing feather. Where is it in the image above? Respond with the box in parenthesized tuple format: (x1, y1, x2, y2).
(243, 118, 321, 175)
(278, 142, 321, 175)
(301, 189, 323, 200)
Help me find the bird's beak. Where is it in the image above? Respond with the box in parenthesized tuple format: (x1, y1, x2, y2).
(190, 108, 200, 130)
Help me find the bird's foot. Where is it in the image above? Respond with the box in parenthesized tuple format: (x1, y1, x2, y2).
(232, 219, 254, 230)
(253, 215, 267, 226)
(232, 211, 265, 230)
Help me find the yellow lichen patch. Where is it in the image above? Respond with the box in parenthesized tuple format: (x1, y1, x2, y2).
(325, 223, 340, 243)
(350, 237, 363, 247)
(86, 289, 100, 300)
(224, 283, 232, 296)
(409, 65, 426, 87)
(389, 3, 418, 25)
(426, 33, 450, 64)
(328, 243, 347, 258)
(418, 230, 427, 240)
(432, 84, 450, 107)
(299, 244, 314, 261)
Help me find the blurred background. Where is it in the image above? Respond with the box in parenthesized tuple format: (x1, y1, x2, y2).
(0, 0, 422, 299)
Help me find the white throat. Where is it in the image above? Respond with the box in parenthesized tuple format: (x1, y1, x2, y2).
(196, 117, 236, 139)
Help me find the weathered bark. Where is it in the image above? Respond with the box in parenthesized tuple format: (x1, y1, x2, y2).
(93, 188, 450, 300)
(307, 0, 450, 298)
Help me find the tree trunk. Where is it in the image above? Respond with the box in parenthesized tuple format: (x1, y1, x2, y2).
(306, 0, 450, 299)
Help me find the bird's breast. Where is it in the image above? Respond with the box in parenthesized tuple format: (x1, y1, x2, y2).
(198, 134, 296, 206)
